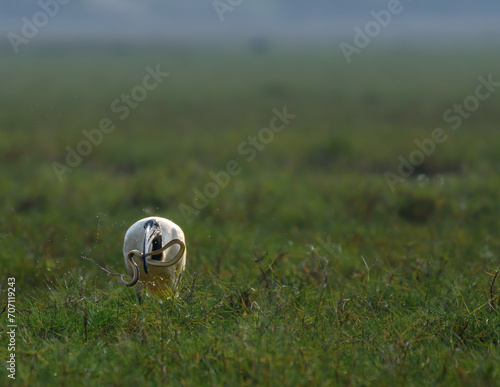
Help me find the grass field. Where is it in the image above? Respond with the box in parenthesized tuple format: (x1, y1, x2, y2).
(1, 41, 500, 386)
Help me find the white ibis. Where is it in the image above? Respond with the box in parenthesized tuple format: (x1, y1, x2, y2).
(121, 216, 186, 301)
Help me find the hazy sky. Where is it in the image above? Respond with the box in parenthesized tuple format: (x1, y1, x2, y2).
(1, 0, 499, 44)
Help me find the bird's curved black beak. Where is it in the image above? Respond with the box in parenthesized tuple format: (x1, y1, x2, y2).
(142, 232, 149, 275)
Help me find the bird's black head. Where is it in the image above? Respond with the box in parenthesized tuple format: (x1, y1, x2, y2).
(142, 219, 163, 274)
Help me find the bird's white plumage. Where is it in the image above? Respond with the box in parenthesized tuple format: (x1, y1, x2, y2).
(123, 216, 186, 298)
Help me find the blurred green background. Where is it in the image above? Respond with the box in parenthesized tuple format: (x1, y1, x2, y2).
(1, 42, 499, 287)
